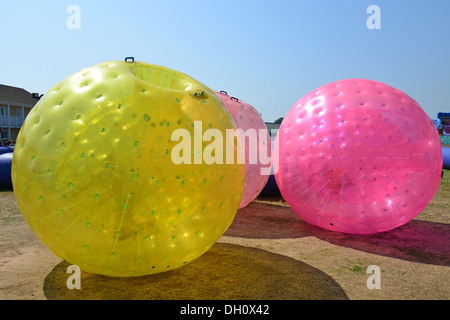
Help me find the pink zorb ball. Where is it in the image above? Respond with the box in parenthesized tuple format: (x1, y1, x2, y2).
(274, 79, 442, 234)
(215, 91, 271, 208)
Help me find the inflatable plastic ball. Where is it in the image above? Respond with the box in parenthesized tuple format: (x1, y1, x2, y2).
(215, 91, 271, 208)
(12, 59, 245, 277)
(274, 79, 442, 234)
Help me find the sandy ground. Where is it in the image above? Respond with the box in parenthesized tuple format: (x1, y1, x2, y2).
(1, 186, 449, 300)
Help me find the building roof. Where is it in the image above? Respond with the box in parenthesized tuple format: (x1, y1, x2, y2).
(265, 122, 281, 129)
(0, 84, 39, 106)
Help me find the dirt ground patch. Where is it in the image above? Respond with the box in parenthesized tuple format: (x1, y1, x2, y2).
(1, 171, 449, 300)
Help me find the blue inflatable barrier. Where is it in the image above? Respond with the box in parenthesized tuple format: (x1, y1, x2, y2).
(0, 147, 14, 155)
(442, 147, 450, 170)
(0, 152, 13, 189)
(260, 138, 281, 197)
(260, 174, 280, 196)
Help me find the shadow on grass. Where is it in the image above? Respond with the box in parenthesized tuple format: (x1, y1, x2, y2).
(225, 202, 450, 267)
(43, 243, 348, 300)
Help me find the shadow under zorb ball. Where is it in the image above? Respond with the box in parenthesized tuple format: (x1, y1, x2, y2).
(274, 78, 442, 234)
(12, 58, 245, 277)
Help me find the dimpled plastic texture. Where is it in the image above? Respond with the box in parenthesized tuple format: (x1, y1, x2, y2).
(12, 60, 245, 277)
(215, 91, 271, 208)
(274, 79, 442, 234)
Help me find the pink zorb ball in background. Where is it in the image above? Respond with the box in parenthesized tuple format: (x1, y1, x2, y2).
(215, 91, 271, 208)
(274, 79, 442, 234)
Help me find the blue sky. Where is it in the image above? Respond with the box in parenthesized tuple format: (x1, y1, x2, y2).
(1, 0, 449, 121)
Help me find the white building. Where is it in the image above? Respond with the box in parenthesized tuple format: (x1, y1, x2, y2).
(265, 122, 280, 138)
(0, 84, 39, 141)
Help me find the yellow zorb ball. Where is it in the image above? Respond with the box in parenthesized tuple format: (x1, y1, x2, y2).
(12, 59, 245, 277)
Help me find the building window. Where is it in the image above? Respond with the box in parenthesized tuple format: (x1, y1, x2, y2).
(1, 128, 7, 139)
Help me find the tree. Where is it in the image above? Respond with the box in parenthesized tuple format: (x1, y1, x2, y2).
(274, 117, 284, 124)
